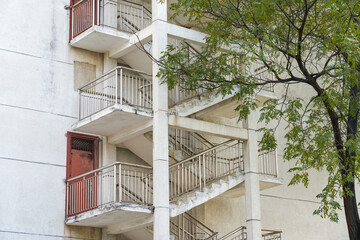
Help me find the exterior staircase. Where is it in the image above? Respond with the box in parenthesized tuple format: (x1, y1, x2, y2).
(68, 1, 281, 238)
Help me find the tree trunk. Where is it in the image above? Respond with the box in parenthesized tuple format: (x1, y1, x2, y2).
(343, 181, 360, 240)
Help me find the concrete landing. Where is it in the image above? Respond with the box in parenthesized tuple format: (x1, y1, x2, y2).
(65, 202, 153, 228)
(72, 104, 152, 136)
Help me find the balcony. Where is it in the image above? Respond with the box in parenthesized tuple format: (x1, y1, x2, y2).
(65, 162, 153, 228)
(69, 0, 151, 52)
(73, 66, 206, 137)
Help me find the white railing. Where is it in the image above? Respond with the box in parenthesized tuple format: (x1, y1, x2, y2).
(258, 149, 278, 177)
(218, 226, 282, 240)
(70, 0, 152, 40)
(168, 83, 207, 108)
(261, 229, 282, 240)
(78, 67, 152, 120)
(169, 128, 214, 159)
(65, 140, 278, 218)
(251, 61, 275, 92)
(117, 0, 152, 32)
(168, 38, 208, 108)
(66, 162, 152, 217)
(169, 140, 243, 200)
(170, 213, 218, 240)
(78, 65, 209, 120)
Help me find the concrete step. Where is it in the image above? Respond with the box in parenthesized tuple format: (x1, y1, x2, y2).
(169, 171, 245, 217)
(171, 92, 234, 117)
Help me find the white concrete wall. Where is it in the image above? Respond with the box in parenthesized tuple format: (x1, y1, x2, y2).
(0, 1, 102, 239)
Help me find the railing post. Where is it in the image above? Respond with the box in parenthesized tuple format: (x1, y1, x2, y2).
(66, 182, 69, 217)
(71, 8, 74, 40)
(113, 163, 117, 202)
(99, 169, 102, 206)
(203, 155, 206, 188)
(198, 159, 202, 191)
(238, 141, 242, 172)
(115, 68, 119, 104)
(141, 6, 144, 29)
(120, 68, 123, 104)
(78, 89, 81, 120)
(96, 0, 100, 26)
(275, 148, 278, 177)
(92, 0, 96, 26)
(215, 151, 218, 178)
(119, 164, 122, 202)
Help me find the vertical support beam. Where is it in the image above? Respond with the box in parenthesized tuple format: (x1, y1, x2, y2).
(152, 1, 169, 240)
(243, 112, 262, 240)
(104, 52, 117, 72)
(102, 136, 116, 166)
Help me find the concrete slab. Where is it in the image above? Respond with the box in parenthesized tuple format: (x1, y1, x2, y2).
(71, 26, 131, 53)
(65, 202, 153, 227)
(72, 104, 152, 136)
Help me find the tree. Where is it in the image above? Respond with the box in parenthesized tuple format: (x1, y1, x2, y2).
(157, 0, 360, 239)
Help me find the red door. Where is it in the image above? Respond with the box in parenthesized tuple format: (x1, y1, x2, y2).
(66, 132, 99, 216)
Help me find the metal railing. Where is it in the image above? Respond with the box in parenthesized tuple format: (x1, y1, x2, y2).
(217, 227, 282, 240)
(70, 0, 151, 40)
(170, 213, 218, 240)
(78, 67, 152, 120)
(168, 38, 208, 108)
(217, 226, 247, 240)
(251, 61, 275, 92)
(261, 229, 282, 240)
(168, 83, 207, 108)
(77, 65, 208, 120)
(169, 128, 214, 160)
(65, 141, 278, 218)
(169, 140, 244, 200)
(66, 162, 152, 217)
(116, 0, 152, 32)
(258, 149, 278, 177)
(71, 0, 98, 39)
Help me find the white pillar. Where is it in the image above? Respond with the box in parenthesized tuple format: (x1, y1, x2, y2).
(102, 136, 116, 165)
(243, 112, 262, 240)
(152, 1, 169, 240)
(104, 52, 117, 72)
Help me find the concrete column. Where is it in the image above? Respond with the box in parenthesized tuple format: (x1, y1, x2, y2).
(101, 231, 117, 240)
(102, 136, 117, 166)
(243, 112, 262, 240)
(152, 1, 169, 240)
(103, 0, 118, 29)
(104, 52, 117, 72)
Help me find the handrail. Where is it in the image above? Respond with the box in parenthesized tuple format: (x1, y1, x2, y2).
(169, 139, 235, 168)
(218, 226, 282, 240)
(78, 66, 151, 90)
(217, 226, 246, 240)
(183, 212, 216, 234)
(72, 0, 90, 8)
(193, 132, 214, 147)
(120, 0, 151, 14)
(170, 212, 218, 240)
(66, 161, 151, 182)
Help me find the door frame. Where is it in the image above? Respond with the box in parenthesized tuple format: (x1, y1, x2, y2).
(66, 131, 99, 179)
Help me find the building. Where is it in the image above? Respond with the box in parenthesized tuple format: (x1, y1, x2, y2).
(0, 0, 350, 239)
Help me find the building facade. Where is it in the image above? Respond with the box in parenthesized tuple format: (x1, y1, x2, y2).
(0, 0, 350, 239)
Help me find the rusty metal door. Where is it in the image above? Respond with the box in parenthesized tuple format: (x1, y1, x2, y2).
(66, 132, 99, 216)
